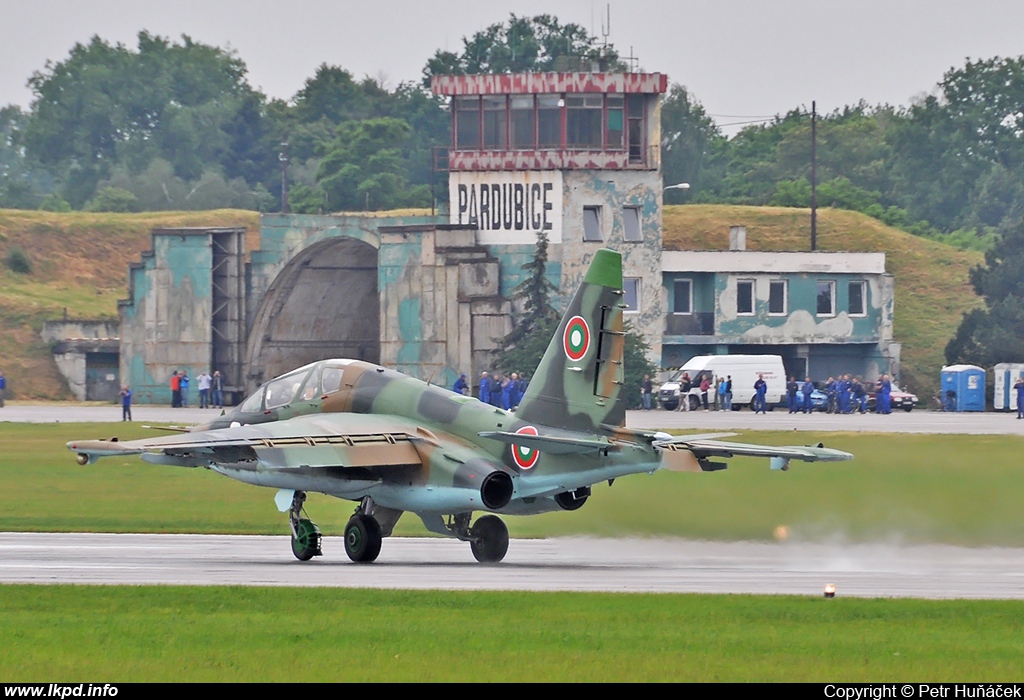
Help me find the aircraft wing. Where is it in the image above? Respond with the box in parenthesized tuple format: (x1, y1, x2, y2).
(68, 413, 426, 469)
(655, 436, 852, 472)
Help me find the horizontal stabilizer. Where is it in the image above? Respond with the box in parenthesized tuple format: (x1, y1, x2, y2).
(477, 430, 612, 455)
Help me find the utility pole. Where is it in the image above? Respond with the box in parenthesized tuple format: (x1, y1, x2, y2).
(279, 141, 290, 214)
(810, 101, 817, 251)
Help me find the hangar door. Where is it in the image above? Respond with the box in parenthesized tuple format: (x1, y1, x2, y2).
(245, 237, 379, 388)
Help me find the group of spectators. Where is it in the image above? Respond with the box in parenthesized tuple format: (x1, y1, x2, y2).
(454, 371, 529, 411)
(168, 370, 225, 409)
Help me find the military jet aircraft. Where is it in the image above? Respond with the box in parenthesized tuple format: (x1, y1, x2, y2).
(68, 249, 852, 564)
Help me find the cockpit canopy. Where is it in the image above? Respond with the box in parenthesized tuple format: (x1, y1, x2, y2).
(237, 359, 356, 414)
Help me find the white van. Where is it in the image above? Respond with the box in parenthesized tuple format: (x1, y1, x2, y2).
(657, 354, 786, 410)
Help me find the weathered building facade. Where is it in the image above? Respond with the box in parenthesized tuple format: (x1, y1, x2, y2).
(661, 249, 898, 382)
(111, 70, 900, 403)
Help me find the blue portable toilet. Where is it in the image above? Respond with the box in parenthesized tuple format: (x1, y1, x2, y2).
(940, 364, 986, 412)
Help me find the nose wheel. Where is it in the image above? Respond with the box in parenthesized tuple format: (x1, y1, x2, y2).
(287, 491, 321, 561)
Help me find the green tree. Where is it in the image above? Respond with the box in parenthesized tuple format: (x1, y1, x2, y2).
(659, 85, 723, 202)
(85, 187, 140, 212)
(24, 32, 268, 206)
(946, 222, 1024, 365)
(316, 118, 430, 210)
(622, 323, 658, 410)
(422, 14, 625, 83)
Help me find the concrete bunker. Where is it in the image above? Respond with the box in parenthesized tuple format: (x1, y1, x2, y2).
(246, 236, 380, 387)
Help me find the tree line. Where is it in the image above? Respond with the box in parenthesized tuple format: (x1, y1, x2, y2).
(3, 17, 1024, 253)
(4, 15, 1024, 368)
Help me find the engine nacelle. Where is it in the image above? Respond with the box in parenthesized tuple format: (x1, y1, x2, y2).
(480, 470, 514, 510)
(554, 486, 591, 511)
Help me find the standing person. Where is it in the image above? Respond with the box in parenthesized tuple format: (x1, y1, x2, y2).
(170, 371, 181, 408)
(675, 372, 692, 412)
(211, 370, 223, 408)
(120, 385, 132, 422)
(852, 377, 867, 414)
(724, 375, 733, 411)
(716, 376, 727, 411)
(754, 374, 768, 414)
(642, 374, 653, 411)
(787, 376, 799, 413)
(179, 371, 190, 407)
(878, 374, 892, 414)
(801, 377, 815, 414)
(1015, 377, 1024, 419)
(699, 375, 711, 411)
(501, 373, 514, 410)
(825, 377, 838, 414)
(452, 374, 468, 395)
(0, 369, 5, 407)
(515, 372, 528, 408)
(478, 372, 491, 404)
(197, 371, 212, 409)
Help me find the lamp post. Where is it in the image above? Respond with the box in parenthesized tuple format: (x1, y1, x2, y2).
(279, 141, 290, 214)
(663, 182, 690, 205)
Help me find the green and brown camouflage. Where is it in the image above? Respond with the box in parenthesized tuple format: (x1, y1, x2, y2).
(68, 249, 853, 563)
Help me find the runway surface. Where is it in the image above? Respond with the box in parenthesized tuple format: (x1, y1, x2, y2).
(5, 403, 1024, 435)
(2, 532, 1022, 599)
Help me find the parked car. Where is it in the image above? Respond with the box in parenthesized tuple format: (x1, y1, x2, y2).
(866, 385, 918, 412)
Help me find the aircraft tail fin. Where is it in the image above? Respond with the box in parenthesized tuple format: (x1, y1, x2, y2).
(515, 249, 626, 431)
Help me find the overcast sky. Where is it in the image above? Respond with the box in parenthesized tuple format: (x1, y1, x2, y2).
(4, 1, 1024, 133)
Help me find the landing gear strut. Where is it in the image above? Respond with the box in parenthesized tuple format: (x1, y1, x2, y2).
(344, 497, 383, 563)
(287, 491, 321, 561)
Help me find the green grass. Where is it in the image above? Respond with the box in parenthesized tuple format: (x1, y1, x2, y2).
(6, 423, 1024, 546)
(2, 585, 1022, 681)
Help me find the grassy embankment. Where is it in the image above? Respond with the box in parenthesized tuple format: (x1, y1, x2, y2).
(0, 209, 260, 398)
(0, 205, 982, 399)
(663, 205, 984, 396)
(7, 422, 1024, 545)
(3, 585, 1022, 681)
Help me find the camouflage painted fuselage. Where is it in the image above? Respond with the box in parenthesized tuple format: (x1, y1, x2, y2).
(180, 357, 658, 516)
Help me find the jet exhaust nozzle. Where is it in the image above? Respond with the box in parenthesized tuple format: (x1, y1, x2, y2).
(480, 471, 514, 510)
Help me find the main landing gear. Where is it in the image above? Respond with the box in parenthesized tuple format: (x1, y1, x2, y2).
(287, 491, 322, 561)
(344, 497, 383, 563)
(443, 512, 509, 563)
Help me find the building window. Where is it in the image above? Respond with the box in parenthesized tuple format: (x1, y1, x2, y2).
(537, 95, 562, 148)
(817, 280, 836, 316)
(566, 95, 603, 149)
(737, 279, 754, 315)
(583, 206, 602, 242)
(623, 277, 641, 312)
(849, 281, 867, 316)
(627, 94, 645, 163)
(510, 95, 535, 149)
(769, 280, 787, 315)
(673, 279, 692, 314)
(623, 207, 642, 242)
(606, 95, 624, 149)
(481, 96, 507, 149)
(454, 97, 480, 150)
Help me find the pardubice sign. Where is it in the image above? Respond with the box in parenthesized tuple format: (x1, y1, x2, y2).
(449, 171, 563, 244)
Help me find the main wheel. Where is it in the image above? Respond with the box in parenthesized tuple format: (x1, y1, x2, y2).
(291, 518, 321, 561)
(344, 514, 383, 563)
(470, 515, 509, 563)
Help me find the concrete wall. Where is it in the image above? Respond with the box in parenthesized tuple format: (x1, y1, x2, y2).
(119, 230, 215, 404)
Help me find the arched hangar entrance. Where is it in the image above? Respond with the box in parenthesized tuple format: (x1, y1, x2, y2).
(245, 236, 379, 388)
